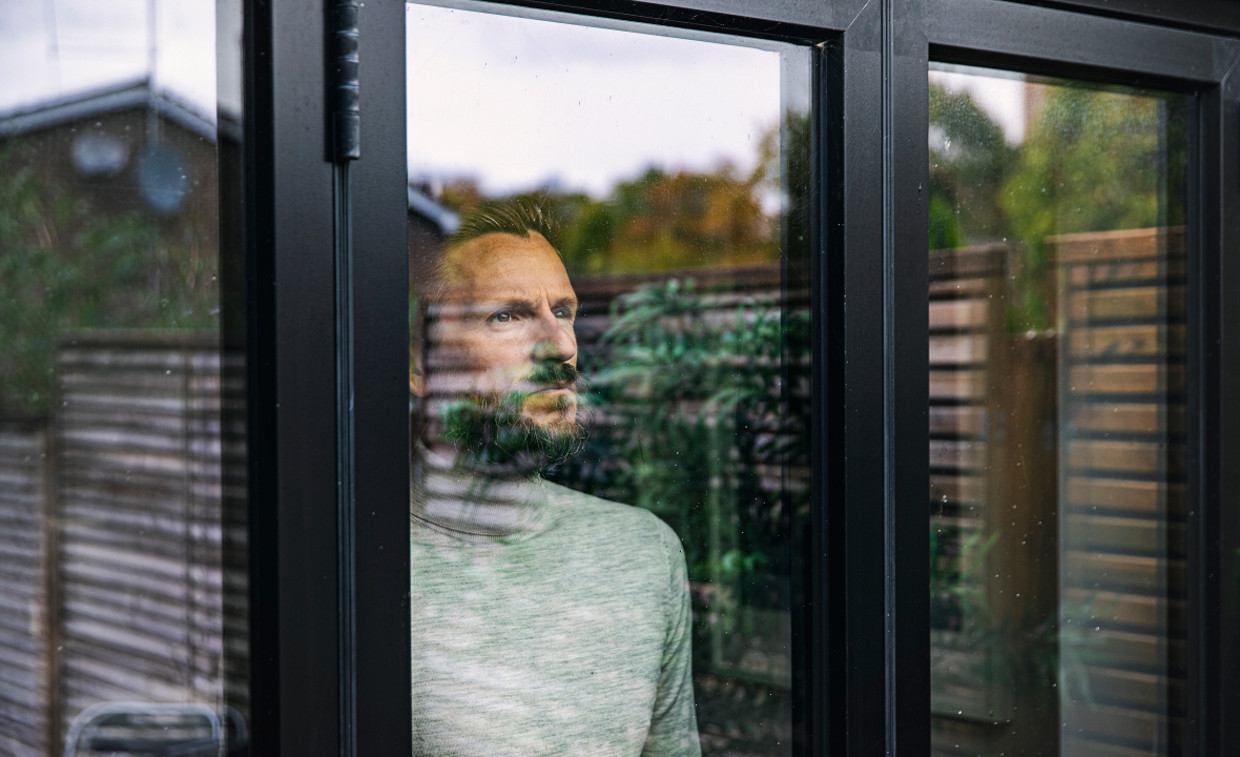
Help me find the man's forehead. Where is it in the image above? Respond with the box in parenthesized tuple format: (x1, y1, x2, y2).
(441, 231, 575, 297)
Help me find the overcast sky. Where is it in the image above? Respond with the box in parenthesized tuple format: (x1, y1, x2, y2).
(1, 1, 1026, 195)
(0, 0, 227, 116)
(406, 3, 800, 198)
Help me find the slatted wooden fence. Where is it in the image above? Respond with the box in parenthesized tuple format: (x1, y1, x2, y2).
(928, 243, 1025, 740)
(0, 242, 1184, 755)
(0, 418, 51, 757)
(1053, 227, 1186, 757)
(52, 332, 233, 754)
(930, 228, 1187, 757)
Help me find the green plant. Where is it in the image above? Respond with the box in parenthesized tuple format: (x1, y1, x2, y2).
(930, 522, 1116, 714)
(550, 277, 809, 677)
(930, 521, 997, 635)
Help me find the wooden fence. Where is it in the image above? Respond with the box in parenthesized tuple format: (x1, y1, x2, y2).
(0, 333, 242, 757)
(929, 227, 1186, 757)
(1054, 227, 1186, 757)
(0, 418, 51, 757)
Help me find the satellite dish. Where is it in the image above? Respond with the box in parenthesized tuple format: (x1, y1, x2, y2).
(137, 142, 189, 215)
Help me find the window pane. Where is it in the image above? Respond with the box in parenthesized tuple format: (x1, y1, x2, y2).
(0, 1, 246, 754)
(407, 4, 811, 754)
(928, 64, 1189, 756)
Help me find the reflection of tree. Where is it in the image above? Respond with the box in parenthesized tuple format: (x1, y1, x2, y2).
(929, 81, 1187, 330)
(928, 82, 1016, 250)
(0, 149, 216, 415)
(436, 118, 790, 276)
(594, 166, 773, 273)
(1000, 86, 1186, 329)
(1004, 86, 1184, 245)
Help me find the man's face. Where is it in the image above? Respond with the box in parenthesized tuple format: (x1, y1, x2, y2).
(424, 231, 580, 432)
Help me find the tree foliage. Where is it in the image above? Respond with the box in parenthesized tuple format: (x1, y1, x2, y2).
(437, 115, 804, 277)
(0, 148, 216, 415)
(929, 82, 1017, 249)
(1002, 86, 1183, 247)
(930, 80, 1187, 330)
(1001, 85, 1186, 329)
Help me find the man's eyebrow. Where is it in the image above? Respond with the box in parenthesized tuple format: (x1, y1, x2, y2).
(451, 296, 578, 317)
(480, 296, 578, 311)
(497, 298, 539, 313)
(461, 297, 534, 311)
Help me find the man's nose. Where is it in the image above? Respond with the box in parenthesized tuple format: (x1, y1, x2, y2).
(532, 313, 576, 363)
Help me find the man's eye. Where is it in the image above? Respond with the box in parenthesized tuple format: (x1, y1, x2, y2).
(488, 312, 512, 323)
(554, 308, 575, 320)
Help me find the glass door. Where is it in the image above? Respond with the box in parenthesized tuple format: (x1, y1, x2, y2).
(405, 4, 814, 753)
(927, 65, 1190, 755)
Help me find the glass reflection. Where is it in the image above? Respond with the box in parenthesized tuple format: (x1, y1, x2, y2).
(0, 0, 244, 754)
(408, 4, 810, 754)
(928, 64, 1188, 756)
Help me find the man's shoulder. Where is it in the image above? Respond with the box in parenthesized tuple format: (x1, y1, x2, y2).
(542, 480, 683, 556)
(543, 479, 664, 523)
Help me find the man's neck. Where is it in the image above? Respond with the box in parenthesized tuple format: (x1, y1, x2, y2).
(411, 443, 549, 539)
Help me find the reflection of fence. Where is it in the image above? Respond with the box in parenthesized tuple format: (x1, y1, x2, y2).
(0, 333, 241, 756)
(1, 244, 1187, 754)
(930, 228, 1186, 757)
(928, 243, 1020, 730)
(1053, 228, 1186, 757)
(930, 243, 1063, 753)
(0, 418, 51, 756)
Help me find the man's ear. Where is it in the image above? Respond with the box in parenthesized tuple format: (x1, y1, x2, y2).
(410, 347, 429, 397)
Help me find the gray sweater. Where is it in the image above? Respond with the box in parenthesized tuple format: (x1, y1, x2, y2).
(410, 454, 701, 756)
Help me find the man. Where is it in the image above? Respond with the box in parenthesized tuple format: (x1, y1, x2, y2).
(409, 200, 701, 756)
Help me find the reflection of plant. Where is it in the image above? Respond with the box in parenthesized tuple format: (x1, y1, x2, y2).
(599, 278, 809, 574)
(930, 521, 996, 635)
(1053, 596, 1115, 705)
(931, 525, 1115, 713)
(551, 277, 809, 674)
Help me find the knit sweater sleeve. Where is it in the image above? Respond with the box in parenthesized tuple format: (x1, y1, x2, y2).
(642, 519, 702, 757)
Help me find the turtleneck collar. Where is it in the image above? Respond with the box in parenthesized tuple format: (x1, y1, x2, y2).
(410, 445, 553, 542)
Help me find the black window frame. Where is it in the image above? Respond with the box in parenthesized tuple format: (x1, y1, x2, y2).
(238, 0, 1240, 755)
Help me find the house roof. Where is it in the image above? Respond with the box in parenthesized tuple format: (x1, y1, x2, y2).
(2, 78, 461, 229)
(0, 78, 237, 143)
(408, 184, 460, 236)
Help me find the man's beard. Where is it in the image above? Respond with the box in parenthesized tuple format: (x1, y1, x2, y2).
(438, 363, 588, 477)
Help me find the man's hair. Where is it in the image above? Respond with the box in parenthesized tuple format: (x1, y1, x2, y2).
(446, 197, 558, 252)
(410, 196, 560, 307)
